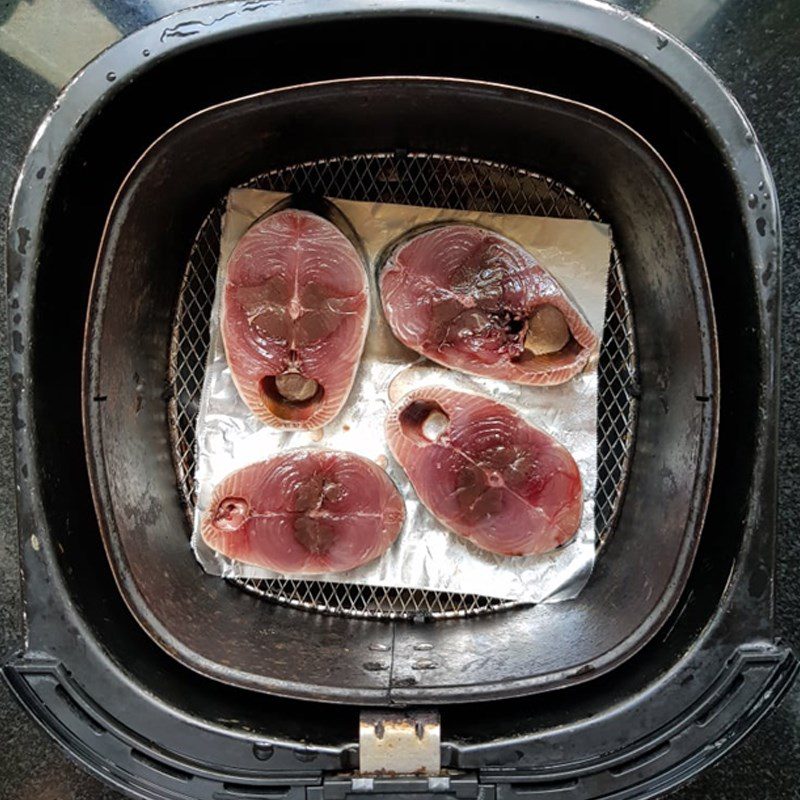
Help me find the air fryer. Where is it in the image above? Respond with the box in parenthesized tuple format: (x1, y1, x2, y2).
(3, 2, 793, 799)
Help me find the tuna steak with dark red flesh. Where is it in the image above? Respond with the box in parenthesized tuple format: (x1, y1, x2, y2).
(380, 224, 598, 385)
(386, 386, 583, 556)
(222, 208, 369, 429)
(201, 451, 405, 574)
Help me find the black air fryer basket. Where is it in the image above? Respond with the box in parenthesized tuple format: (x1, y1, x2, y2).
(3, 2, 794, 799)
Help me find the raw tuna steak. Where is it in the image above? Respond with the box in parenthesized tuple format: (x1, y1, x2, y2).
(380, 224, 598, 385)
(386, 386, 583, 556)
(201, 451, 405, 574)
(222, 208, 368, 429)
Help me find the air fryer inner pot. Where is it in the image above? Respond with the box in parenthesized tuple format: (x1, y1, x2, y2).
(84, 78, 716, 704)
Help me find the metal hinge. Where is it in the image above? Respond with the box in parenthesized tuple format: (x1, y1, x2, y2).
(306, 713, 492, 798)
(358, 711, 441, 775)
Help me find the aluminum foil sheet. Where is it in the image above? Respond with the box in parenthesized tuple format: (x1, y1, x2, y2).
(191, 188, 610, 603)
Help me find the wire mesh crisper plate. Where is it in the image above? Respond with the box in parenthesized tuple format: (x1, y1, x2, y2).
(168, 153, 638, 620)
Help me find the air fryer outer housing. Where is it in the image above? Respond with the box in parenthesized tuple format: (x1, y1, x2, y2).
(3, 2, 794, 799)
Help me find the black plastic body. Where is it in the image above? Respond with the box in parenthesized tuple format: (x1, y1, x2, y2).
(84, 78, 716, 704)
(3, 1, 794, 798)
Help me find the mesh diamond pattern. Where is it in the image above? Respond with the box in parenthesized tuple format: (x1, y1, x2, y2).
(167, 153, 638, 620)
